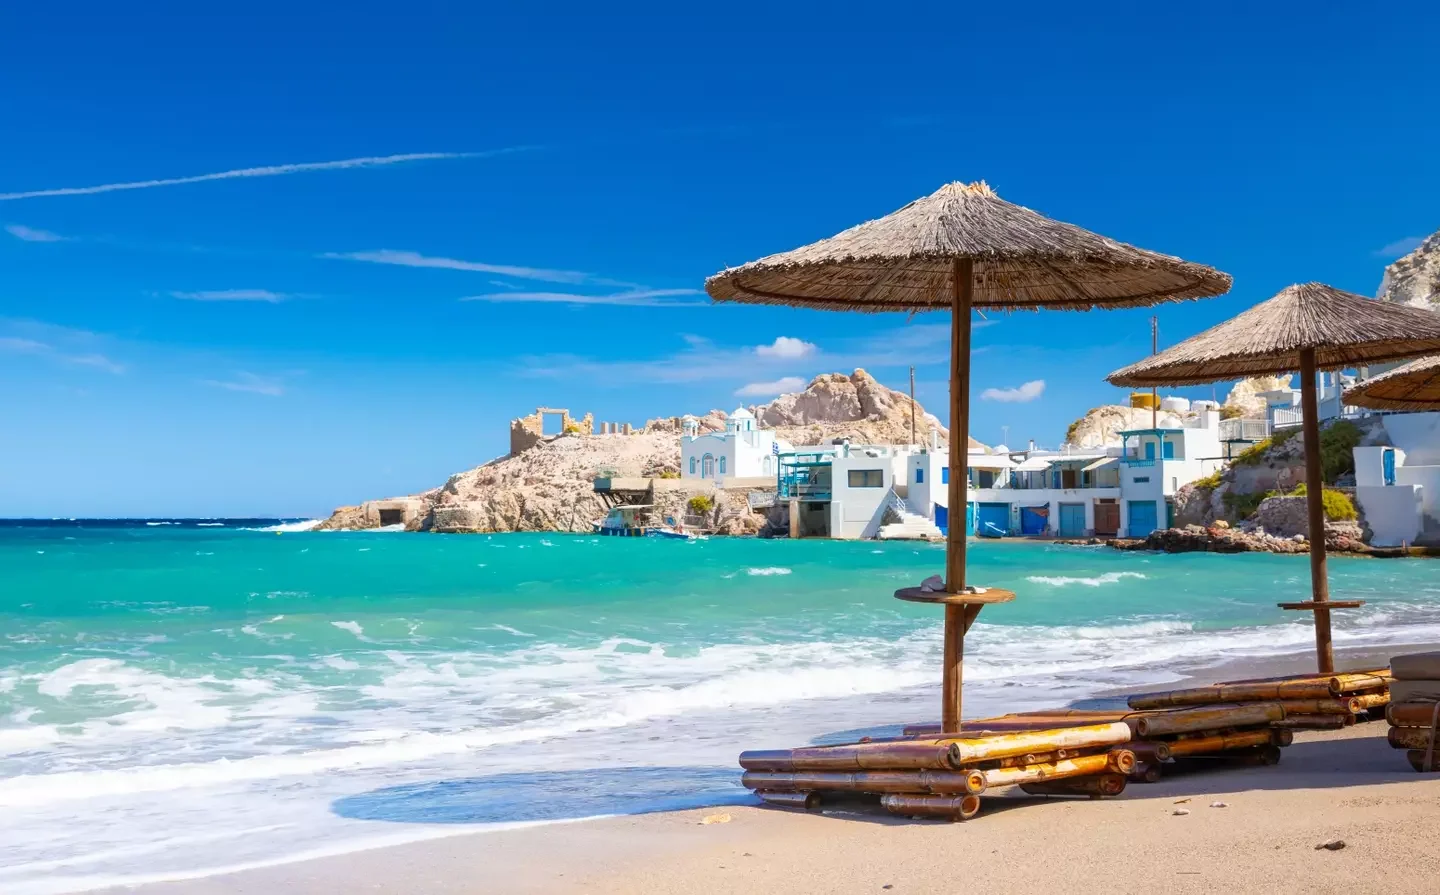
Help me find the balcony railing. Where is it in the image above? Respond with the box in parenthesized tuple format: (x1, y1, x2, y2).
(1123, 458, 1156, 468)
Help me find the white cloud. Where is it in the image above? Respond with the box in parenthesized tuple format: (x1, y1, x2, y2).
(460, 289, 703, 308)
(202, 372, 285, 397)
(980, 379, 1046, 403)
(170, 289, 289, 303)
(736, 376, 807, 397)
(1374, 236, 1426, 258)
(5, 224, 66, 242)
(0, 150, 524, 201)
(0, 336, 125, 374)
(324, 249, 598, 285)
(755, 336, 817, 359)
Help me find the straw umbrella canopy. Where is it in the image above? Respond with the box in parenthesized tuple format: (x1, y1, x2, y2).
(1108, 283, 1440, 673)
(1344, 355, 1440, 411)
(707, 181, 1232, 732)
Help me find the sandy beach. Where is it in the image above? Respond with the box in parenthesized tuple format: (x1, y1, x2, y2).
(122, 646, 1440, 895)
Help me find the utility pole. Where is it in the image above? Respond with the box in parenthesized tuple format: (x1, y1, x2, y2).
(1151, 315, 1159, 431)
(909, 365, 917, 447)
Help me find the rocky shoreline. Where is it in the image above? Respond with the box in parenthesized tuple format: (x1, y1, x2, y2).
(1062, 522, 1435, 558)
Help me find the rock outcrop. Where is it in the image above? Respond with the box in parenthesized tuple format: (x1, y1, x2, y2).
(1223, 375, 1293, 418)
(1063, 405, 1182, 448)
(754, 369, 963, 448)
(317, 369, 948, 534)
(1110, 522, 1369, 555)
(1378, 230, 1440, 310)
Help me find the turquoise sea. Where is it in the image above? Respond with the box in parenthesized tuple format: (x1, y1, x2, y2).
(3, 522, 1439, 893)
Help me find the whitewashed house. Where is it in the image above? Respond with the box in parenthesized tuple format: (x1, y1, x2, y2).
(682, 409, 791, 484)
(1116, 406, 1227, 537)
(1353, 414, 1440, 546)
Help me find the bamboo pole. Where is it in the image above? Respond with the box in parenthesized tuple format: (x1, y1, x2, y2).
(740, 768, 987, 796)
(1218, 668, 1390, 686)
(1127, 741, 1174, 763)
(979, 750, 1131, 788)
(881, 792, 981, 821)
(1171, 744, 1282, 768)
(1299, 347, 1334, 674)
(1131, 704, 1283, 737)
(1386, 702, 1440, 727)
(738, 742, 957, 772)
(1019, 773, 1127, 798)
(1272, 714, 1351, 729)
(941, 722, 1133, 765)
(1130, 683, 1333, 709)
(941, 257, 975, 736)
(1165, 729, 1273, 757)
(1352, 692, 1391, 711)
(1271, 697, 1364, 715)
(756, 791, 821, 811)
(1327, 673, 1391, 694)
(1387, 727, 1440, 751)
(1130, 763, 1163, 784)
(1272, 728, 1295, 747)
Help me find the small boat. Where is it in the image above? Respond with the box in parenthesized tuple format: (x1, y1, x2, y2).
(648, 526, 696, 540)
(977, 521, 1007, 539)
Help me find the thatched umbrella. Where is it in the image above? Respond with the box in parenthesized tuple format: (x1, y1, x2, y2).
(1344, 355, 1440, 411)
(1108, 283, 1440, 673)
(707, 181, 1231, 732)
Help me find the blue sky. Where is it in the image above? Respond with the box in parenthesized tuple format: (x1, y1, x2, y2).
(3, 3, 1439, 517)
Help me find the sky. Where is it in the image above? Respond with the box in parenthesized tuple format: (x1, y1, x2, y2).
(3, 3, 1439, 518)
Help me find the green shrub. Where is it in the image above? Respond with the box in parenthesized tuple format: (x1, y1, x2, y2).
(1289, 484, 1358, 521)
(1318, 420, 1362, 483)
(1190, 470, 1223, 492)
(657, 470, 681, 480)
(1222, 489, 1274, 520)
(1220, 405, 1245, 420)
(687, 495, 715, 516)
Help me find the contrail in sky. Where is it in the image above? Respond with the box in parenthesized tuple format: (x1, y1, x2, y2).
(0, 149, 527, 201)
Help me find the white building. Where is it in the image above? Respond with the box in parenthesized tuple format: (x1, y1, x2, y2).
(681, 409, 791, 484)
(905, 407, 1227, 539)
(1261, 372, 1360, 431)
(1353, 413, 1440, 547)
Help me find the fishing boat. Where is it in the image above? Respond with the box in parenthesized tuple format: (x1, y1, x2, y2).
(594, 504, 656, 537)
(977, 520, 1007, 539)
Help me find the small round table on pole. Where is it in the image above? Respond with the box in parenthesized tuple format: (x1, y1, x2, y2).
(895, 586, 1016, 735)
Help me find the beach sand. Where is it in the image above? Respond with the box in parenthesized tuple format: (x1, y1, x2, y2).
(127, 648, 1440, 895)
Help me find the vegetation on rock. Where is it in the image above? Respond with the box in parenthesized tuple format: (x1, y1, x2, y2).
(687, 494, 715, 516)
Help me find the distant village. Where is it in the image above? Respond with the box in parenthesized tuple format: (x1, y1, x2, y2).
(587, 368, 1436, 549)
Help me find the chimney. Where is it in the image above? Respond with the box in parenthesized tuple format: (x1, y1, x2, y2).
(1028, 439, 1037, 452)
(930, 429, 939, 452)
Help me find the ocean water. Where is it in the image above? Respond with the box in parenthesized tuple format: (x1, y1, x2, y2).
(3, 524, 1439, 893)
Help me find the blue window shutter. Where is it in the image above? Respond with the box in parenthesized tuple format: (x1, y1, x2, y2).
(1162, 441, 1174, 459)
(1145, 441, 1155, 460)
(916, 468, 924, 483)
(942, 467, 949, 484)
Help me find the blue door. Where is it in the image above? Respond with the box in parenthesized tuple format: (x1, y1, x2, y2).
(1144, 441, 1155, 460)
(1020, 506, 1048, 535)
(1059, 503, 1086, 538)
(978, 503, 1010, 536)
(1383, 449, 1396, 486)
(935, 504, 948, 534)
(1162, 440, 1174, 459)
(1128, 500, 1158, 538)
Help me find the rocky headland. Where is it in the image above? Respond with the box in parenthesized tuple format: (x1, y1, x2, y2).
(317, 369, 949, 534)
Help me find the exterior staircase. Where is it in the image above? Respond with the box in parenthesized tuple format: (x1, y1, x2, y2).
(877, 493, 944, 540)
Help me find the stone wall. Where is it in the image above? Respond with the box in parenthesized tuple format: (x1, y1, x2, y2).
(509, 407, 595, 455)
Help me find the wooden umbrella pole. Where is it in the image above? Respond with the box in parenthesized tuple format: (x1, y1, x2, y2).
(1298, 347, 1333, 674)
(942, 258, 974, 734)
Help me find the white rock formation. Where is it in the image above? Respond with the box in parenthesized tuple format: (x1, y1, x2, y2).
(1064, 405, 1182, 449)
(1223, 375, 1293, 418)
(1378, 230, 1440, 310)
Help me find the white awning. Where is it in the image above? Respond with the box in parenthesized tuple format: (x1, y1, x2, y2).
(1011, 457, 1054, 472)
(966, 455, 1014, 470)
(1081, 457, 1119, 473)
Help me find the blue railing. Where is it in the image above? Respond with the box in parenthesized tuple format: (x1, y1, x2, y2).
(1123, 458, 1156, 468)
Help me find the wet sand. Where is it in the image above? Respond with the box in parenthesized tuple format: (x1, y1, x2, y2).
(127, 646, 1440, 895)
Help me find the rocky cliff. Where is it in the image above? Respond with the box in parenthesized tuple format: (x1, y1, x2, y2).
(756, 369, 960, 447)
(1223, 375, 1293, 418)
(1378, 229, 1440, 310)
(1064, 405, 1183, 448)
(317, 369, 949, 534)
